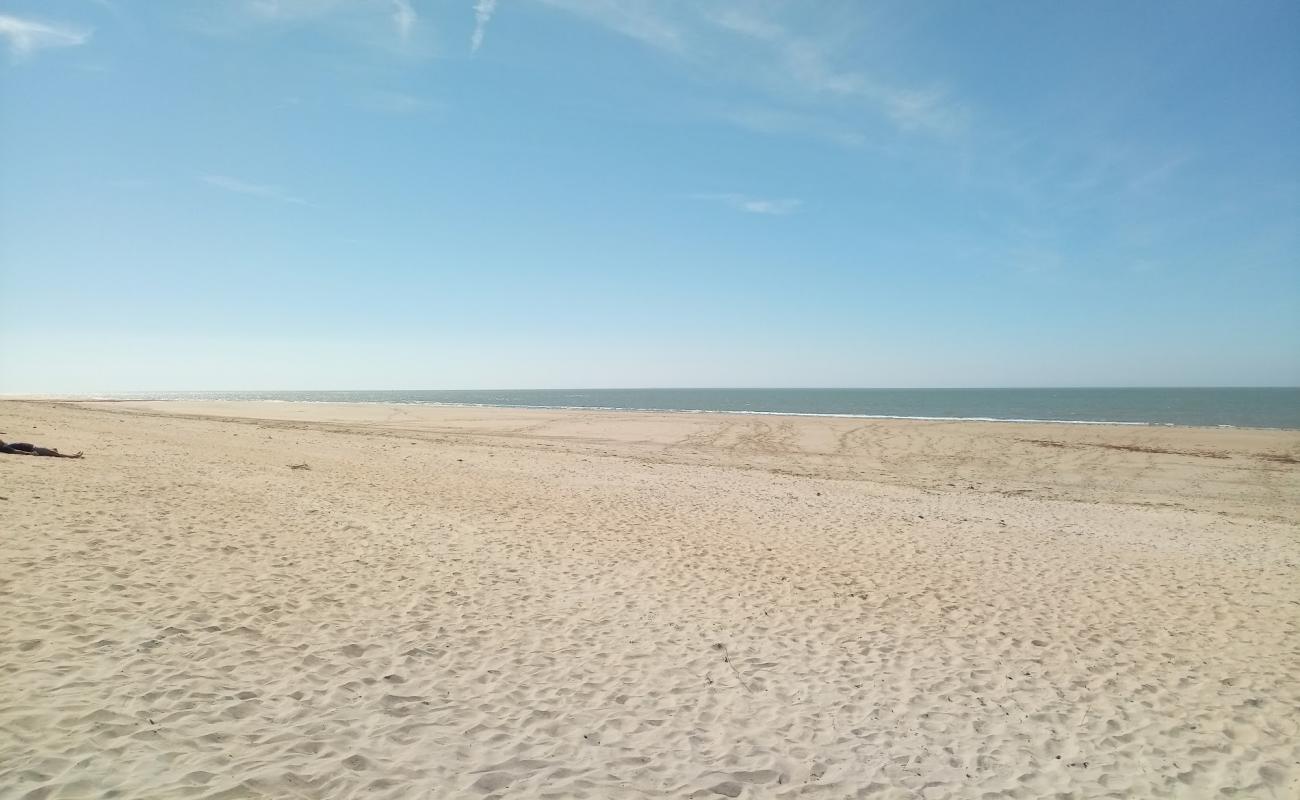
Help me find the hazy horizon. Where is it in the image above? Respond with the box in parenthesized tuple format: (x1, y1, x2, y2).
(2, 1, 1297, 393)
(11, 386, 1299, 428)
(9, 384, 1300, 394)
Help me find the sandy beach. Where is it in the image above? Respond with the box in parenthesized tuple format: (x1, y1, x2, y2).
(1, 399, 1297, 799)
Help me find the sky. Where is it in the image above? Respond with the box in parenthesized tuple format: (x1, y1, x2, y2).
(0, 0, 1297, 392)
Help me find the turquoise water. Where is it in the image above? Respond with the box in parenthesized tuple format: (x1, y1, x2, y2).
(100, 388, 1300, 429)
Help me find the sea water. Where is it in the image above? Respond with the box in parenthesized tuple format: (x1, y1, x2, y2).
(91, 388, 1300, 429)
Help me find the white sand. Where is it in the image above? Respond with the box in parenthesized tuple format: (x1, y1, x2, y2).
(1, 399, 1298, 799)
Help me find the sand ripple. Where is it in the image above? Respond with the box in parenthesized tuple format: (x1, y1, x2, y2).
(2, 401, 1298, 798)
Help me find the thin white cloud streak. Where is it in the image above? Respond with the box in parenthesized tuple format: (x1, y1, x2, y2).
(0, 14, 91, 58)
(358, 89, 432, 113)
(241, 0, 417, 46)
(716, 105, 868, 149)
(82, 0, 122, 16)
(471, 0, 497, 52)
(536, 0, 684, 53)
(535, 2, 964, 138)
(201, 174, 310, 206)
(707, 7, 965, 136)
(247, 0, 349, 20)
(1126, 151, 1194, 193)
(391, 0, 415, 40)
(695, 193, 802, 216)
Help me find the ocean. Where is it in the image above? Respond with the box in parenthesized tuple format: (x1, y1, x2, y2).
(93, 388, 1300, 429)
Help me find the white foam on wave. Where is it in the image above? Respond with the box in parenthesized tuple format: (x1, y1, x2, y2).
(210, 398, 1152, 426)
(40, 391, 1297, 429)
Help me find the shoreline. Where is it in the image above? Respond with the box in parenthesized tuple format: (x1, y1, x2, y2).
(8, 398, 1299, 523)
(8, 395, 1297, 432)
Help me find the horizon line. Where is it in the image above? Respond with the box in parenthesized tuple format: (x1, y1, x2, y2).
(5, 385, 1299, 396)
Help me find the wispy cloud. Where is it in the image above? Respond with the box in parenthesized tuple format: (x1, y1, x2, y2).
(695, 193, 802, 216)
(707, 7, 965, 137)
(471, 0, 497, 53)
(237, 0, 419, 48)
(0, 14, 92, 58)
(716, 105, 868, 149)
(1126, 150, 1194, 194)
(358, 89, 431, 113)
(535, 2, 965, 140)
(1010, 244, 1065, 276)
(391, 0, 415, 41)
(201, 174, 310, 206)
(247, 0, 346, 20)
(537, 0, 684, 53)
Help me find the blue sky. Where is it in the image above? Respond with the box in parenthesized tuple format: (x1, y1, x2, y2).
(1, 0, 1296, 392)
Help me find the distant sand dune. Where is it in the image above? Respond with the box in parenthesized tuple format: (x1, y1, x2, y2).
(1, 400, 1297, 798)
